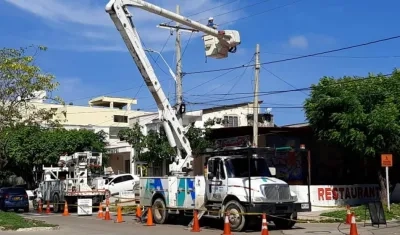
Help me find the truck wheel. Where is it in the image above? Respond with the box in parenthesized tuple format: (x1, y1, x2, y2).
(152, 198, 169, 224)
(52, 194, 60, 213)
(273, 212, 297, 229)
(224, 200, 246, 232)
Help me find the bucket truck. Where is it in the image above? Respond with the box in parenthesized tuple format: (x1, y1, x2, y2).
(105, 0, 311, 231)
(32, 152, 106, 212)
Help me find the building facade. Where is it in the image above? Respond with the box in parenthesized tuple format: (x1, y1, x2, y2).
(123, 101, 275, 176)
(28, 93, 152, 174)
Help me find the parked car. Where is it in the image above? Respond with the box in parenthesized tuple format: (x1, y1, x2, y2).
(0, 187, 29, 212)
(101, 174, 139, 198)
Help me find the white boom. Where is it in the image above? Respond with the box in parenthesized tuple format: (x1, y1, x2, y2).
(105, 0, 241, 175)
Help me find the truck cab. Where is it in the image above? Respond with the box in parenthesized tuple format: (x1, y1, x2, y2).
(202, 148, 306, 231)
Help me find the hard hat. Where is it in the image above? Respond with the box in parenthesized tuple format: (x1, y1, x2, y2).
(208, 17, 214, 21)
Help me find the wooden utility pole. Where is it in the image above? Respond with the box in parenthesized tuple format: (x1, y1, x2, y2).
(253, 44, 260, 147)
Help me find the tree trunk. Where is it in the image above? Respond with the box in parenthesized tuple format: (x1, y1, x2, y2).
(378, 170, 387, 204)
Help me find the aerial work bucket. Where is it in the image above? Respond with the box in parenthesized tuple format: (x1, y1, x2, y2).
(203, 30, 241, 59)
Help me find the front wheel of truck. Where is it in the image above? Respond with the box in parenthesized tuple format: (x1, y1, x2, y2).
(224, 200, 246, 232)
(273, 212, 297, 229)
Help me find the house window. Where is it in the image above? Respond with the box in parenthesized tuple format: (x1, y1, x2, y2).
(109, 126, 129, 139)
(113, 115, 128, 123)
(223, 115, 239, 127)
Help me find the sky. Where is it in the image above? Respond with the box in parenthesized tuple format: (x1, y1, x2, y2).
(1, 0, 399, 125)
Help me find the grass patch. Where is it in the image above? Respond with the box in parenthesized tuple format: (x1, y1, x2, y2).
(320, 203, 400, 222)
(0, 212, 57, 230)
(109, 205, 136, 214)
(297, 218, 342, 223)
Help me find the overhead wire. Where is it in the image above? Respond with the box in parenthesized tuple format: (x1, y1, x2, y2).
(184, 35, 400, 75)
(114, 32, 172, 127)
(262, 52, 400, 59)
(66, 35, 172, 104)
(261, 66, 308, 96)
(219, 0, 304, 26)
(194, 0, 274, 23)
(77, 71, 397, 118)
(66, 0, 303, 104)
(164, 0, 241, 25)
(198, 54, 255, 97)
(184, 72, 393, 104)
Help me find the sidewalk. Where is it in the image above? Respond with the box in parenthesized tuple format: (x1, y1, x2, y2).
(298, 209, 340, 221)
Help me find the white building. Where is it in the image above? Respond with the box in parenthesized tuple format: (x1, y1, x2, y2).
(122, 101, 275, 176)
(27, 92, 152, 174)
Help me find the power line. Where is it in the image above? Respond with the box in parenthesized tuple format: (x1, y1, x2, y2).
(184, 35, 400, 75)
(202, 55, 255, 97)
(164, 0, 241, 25)
(261, 66, 308, 96)
(184, 68, 239, 93)
(262, 52, 400, 59)
(67, 35, 172, 104)
(195, 0, 273, 23)
(135, 34, 172, 98)
(187, 102, 303, 109)
(219, 0, 304, 26)
(184, 72, 393, 103)
(184, 53, 256, 93)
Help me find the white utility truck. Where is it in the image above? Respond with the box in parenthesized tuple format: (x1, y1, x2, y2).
(32, 151, 106, 212)
(105, 0, 311, 231)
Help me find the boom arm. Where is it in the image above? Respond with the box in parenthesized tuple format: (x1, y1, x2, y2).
(105, 0, 240, 175)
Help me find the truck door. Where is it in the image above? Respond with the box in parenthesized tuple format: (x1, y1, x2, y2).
(206, 158, 227, 202)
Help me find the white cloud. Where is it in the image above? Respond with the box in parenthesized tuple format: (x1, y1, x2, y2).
(5, 0, 246, 53)
(288, 35, 308, 49)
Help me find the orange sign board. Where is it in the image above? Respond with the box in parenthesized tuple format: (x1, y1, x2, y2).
(381, 154, 393, 167)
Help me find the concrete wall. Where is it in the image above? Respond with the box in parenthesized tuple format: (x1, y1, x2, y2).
(31, 102, 151, 127)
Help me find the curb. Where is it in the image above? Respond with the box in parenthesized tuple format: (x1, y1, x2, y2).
(16, 226, 60, 232)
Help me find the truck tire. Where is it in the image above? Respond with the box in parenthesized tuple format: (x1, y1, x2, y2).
(52, 194, 60, 213)
(152, 197, 169, 224)
(224, 200, 246, 232)
(273, 212, 297, 229)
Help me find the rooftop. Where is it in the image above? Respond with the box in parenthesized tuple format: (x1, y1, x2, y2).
(89, 96, 137, 109)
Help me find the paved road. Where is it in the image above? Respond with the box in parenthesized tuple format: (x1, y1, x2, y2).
(1, 212, 399, 235)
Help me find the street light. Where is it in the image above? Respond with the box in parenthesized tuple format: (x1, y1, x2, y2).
(144, 49, 177, 82)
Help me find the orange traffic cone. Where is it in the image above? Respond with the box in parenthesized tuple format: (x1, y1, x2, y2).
(221, 212, 232, 235)
(45, 200, 51, 214)
(114, 206, 125, 223)
(97, 203, 104, 219)
(144, 207, 155, 226)
(62, 201, 70, 216)
(103, 204, 111, 221)
(37, 200, 42, 213)
(261, 213, 269, 235)
(345, 205, 351, 224)
(349, 213, 358, 235)
(136, 205, 142, 221)
(191, 210, 201, 232)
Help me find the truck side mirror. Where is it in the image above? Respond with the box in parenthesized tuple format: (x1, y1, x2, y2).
(207, 172, 214, 180)
(269, 167, 276, 176)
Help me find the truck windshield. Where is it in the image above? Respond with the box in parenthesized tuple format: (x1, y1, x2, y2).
(225, 157, 272, 178)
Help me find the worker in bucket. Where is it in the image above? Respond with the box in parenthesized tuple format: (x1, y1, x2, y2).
(207, 17, 217, 29)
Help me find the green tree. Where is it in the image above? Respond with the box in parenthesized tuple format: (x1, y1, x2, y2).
(118, 123, 147, 161)
(143, 128, 175, 164)
(118, 122, 213, 166)
(0, 45, 62, 170)
(2, 126, 108, 187)
(185, 124, 213, 155)
(304, 69, 400, 203)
